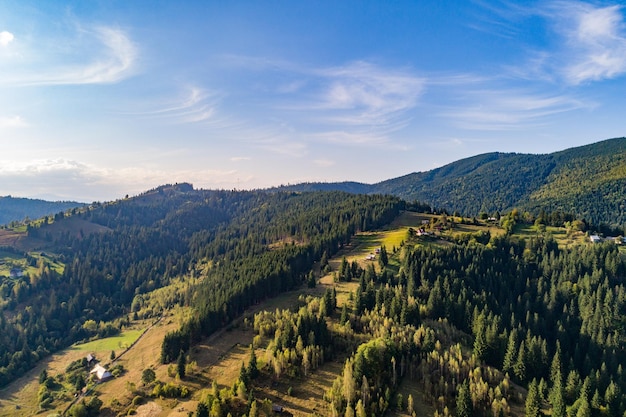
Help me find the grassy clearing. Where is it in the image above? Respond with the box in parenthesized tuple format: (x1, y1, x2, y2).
(0, 250, 64, 278)
(252, 360, 345, 417)
(512, 224, 587, 248)
(387, 378, 436, 417)
(92, 316, 184, 415)
(0, 319, 163, 417)
(72, 329, 144, 353)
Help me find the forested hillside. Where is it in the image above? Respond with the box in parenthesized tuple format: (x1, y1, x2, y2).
(0, 184, 402, 387)
(183, 216, 626, 417)
(274, 137, 626, 227)
(0, 196, 83, 226)
(2, 174, 626, 416)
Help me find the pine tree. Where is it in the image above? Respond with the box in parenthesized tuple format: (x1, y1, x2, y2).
(248, 400, 258, 417)
(39, 369, 48, 384)
(209, 399, 222, 417)
(502, 329, 518, 374)
(576, 398, 591, 417)
(247, 345, 259, 379)
(378, 245, 388, 268)
(177, 351, 186, 379)
(514, 341, 527, 383)
(343, 358, 356, 406)
(407, 394, 415, 415)
(456, 380, 472, 417)
(525, 379, 541, 417)
(549, 346, 565, 417)
(473, 325, 488, 362)
(195, 402, 209, 417)
(340, 303, 349, 325)
(239, 361, 249, 386)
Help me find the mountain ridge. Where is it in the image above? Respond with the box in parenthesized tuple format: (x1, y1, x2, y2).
(4, 138, 626, 228)
(274, 137, 626, 226)
(0, 196, 84, 226)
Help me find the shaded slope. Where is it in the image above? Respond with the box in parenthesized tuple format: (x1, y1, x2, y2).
(0, 197, 83, 226)
(372, 152, 557, 214)
(527, 137, 626, 225)
(275, 137, 626, 225)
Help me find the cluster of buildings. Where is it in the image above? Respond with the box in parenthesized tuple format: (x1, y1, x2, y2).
(589, 235, 626, 244)
(86, 354, 112, 382)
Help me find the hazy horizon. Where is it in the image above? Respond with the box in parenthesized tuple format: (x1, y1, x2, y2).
(2, 1, 626, 201)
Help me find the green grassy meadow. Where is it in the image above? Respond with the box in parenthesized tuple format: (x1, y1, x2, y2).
(72, 329, 144, 353)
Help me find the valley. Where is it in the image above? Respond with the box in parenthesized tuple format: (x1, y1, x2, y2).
(2, 206, 622, 416)
(0, 140, 626, 417)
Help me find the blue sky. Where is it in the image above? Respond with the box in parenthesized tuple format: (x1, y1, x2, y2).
(1, 0, 626, 201)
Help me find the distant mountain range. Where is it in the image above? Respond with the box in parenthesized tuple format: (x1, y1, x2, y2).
(0, 196, 83, 226)
(274, 137, 626, 227)
(3, 137, 626, 228)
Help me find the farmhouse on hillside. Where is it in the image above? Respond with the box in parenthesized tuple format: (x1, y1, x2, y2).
(90, 364, 113, 382)
(86, 354, 97, 367)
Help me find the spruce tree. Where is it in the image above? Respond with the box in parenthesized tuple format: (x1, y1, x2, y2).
(502, 329, 518, 374)
(514, 341, 527, 383)
(177, 351, 186, 379)
(549, 346, 565, 417)
(247, 345, 259, 379)
(525, 379, 541, 417)
(456, 380, 472, 417)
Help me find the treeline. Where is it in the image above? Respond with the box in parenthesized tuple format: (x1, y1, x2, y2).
(161, 191, 402, 362)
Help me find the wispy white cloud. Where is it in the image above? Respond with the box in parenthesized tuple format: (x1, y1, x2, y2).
(126, 86, 219, 124)
(550, 2, 626, 84)
(3, 26, 137, 86)
(230, 156, 251, 162)
(472, 1, 626, 85)
(467, 0, 532, 39)
(440, 87, 590, 130)
(222, 57, 425, 146)
(0, 115, 27, 128)
(312, 61, 425, 127)
(485, 1, 626, 85)
(0, 30, 14, 46)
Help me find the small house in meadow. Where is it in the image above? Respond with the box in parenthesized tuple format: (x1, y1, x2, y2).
(86, 354, 97, 367)
(90, 364, 112, 381)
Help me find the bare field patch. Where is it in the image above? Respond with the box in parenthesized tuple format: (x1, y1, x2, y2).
(0, 348, 87, 417)
(93, 317, 181, 410)
(388, 377, 436, 417)
(253, 360, 344, 417)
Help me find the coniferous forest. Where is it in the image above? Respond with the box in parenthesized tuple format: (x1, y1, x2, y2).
(0, 185, 401, 389)
(0, 168, 626, 416)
